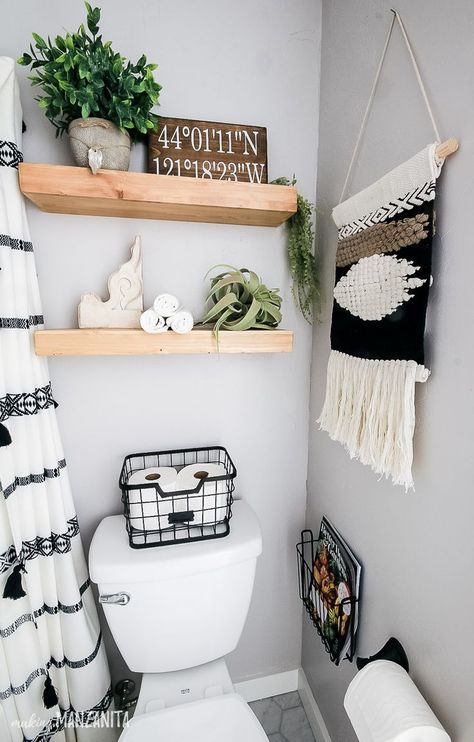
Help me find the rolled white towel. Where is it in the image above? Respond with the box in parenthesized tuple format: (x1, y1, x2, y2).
(153, 293, 180, 318)
(140, 308, 168, 334)
(167, 309, 194, 334)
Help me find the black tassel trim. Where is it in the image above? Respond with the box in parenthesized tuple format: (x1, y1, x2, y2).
(43, 674, 58, 709)
(0, 423, 11, 447)
(3, 563, 27, 600)
(53, 400, 59, 409)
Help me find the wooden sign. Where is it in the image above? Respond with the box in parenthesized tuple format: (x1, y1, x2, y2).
(148, 116, 268, 184)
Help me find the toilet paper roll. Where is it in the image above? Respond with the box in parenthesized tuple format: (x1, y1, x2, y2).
(140, 308, 168, 334)
(153, 293, 180, 318)
(344, 660, 451, 742)
(176, 463, 228, 526)
(127, 467, 177, 531)
(166, 309, 194, 334)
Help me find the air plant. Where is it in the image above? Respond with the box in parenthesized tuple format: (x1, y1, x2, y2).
(201, 266, 282, 337)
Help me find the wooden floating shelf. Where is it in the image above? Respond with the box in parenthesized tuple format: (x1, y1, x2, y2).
(19, 164, 297, 227)
(34, 329, 294, 357)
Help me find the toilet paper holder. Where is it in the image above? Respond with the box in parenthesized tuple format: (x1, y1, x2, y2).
(120, 445, 236, 549)
(356, 636, 409, 673)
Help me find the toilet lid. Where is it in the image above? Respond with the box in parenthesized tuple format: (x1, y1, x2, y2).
(120, 693, 267, 742)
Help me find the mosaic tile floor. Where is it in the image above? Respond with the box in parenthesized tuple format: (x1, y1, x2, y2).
(249, 691, 315, 742)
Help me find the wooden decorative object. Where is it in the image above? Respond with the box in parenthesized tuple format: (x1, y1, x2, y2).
(435, 138, 459, 159)
(148, 116, 268, 183)
(78, 235, 143, 328)
(34, 328, 294, 356)
(19, 164, 296, 227)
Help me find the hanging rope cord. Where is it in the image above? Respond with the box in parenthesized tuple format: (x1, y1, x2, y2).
(339, 9, 442, 204)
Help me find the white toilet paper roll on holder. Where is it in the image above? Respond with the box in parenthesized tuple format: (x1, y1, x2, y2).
(347, 636, 451, 742)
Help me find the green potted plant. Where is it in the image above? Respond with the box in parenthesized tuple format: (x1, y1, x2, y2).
(18, 3, 161, 173)
(272, 177, 320, 323)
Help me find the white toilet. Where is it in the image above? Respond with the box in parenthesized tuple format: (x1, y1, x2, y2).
(89, 499, 267, 741)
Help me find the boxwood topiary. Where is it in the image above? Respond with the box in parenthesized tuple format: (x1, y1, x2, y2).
(18, 2, 161, 141)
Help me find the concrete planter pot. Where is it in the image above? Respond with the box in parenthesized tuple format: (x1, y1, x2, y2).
(68, 117, 131, 174)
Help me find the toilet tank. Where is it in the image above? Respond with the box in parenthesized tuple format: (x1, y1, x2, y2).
(89, 500, 262, 673)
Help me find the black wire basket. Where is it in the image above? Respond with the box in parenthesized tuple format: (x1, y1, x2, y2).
(119, 446, 236, 549)
(296, 529, 359, 665)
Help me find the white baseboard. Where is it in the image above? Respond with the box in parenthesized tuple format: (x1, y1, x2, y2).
(298, 668, 332, 742)
(234, 668, 299, 703)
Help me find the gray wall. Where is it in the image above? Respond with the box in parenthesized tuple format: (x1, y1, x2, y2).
(304, 2, 474, 741)
(3, 0, 321, 686)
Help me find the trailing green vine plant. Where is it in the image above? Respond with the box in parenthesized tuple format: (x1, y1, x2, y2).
(18, 3, 161, 140)
(201, 265, 282, 340)
(272, 177, 320, 323)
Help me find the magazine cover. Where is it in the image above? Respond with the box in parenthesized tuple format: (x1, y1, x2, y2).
(308, 517, 362, 663)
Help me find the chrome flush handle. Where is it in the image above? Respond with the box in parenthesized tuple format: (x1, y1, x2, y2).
(99, 592, 131, 606)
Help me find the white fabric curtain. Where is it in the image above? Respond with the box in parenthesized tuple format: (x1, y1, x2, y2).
(0, 58, 114, 742)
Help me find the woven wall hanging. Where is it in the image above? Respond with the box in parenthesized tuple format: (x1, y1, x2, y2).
(318, 11, 458, 488)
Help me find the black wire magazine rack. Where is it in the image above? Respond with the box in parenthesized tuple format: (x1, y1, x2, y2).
(297, 526, 361, 665)
(120, 446, 235, 549)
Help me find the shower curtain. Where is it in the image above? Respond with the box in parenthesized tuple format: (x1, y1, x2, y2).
(0, 58, 114, 741)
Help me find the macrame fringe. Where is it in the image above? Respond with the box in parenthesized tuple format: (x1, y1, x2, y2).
(43, 674, 58, 709)
(3, 563, 26, 600)
(318, 351, 429, 489)
(0, 422, 12, 447)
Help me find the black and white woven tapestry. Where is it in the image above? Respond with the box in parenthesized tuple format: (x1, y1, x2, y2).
(318, 144, 443, 488)
(0, 58, 113, 741)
